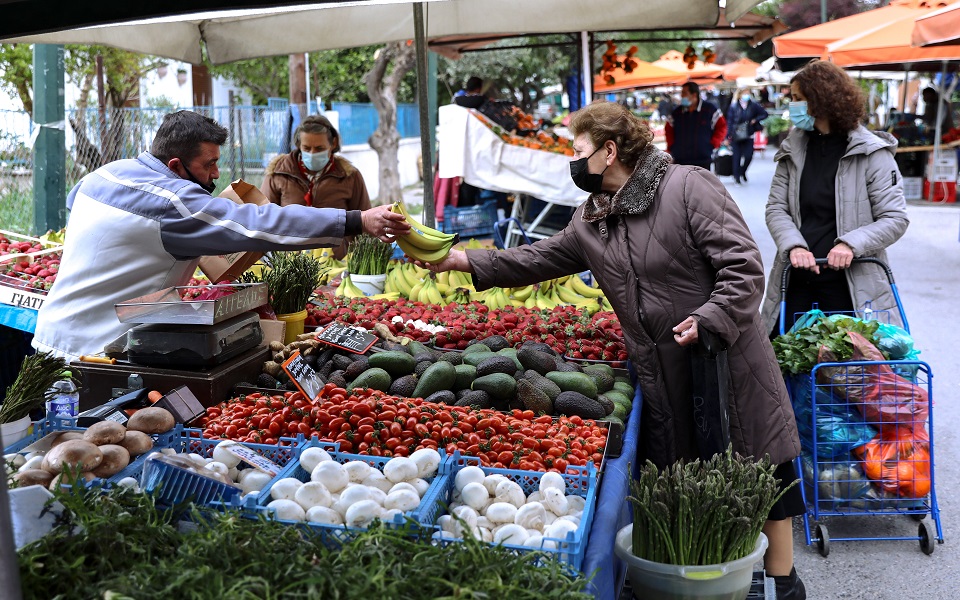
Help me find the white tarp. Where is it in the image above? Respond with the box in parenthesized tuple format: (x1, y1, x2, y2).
(6, 0, 731, 64)
(438, 104, 587, 206)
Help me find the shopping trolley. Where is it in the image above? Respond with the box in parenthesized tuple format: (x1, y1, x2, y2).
(778, 258, 943, 556)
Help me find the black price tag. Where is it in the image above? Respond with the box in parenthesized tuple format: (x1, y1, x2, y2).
(281, 350, 324, 402)
(316, 322, 377, 354)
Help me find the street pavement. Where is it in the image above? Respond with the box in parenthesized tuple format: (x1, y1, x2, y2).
(723, 149, 959, 600)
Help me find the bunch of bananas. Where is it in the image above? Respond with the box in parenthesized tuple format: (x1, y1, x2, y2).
(472, 286, 512, 310)
(445, 287, 472, 304)
(312, 248, 347, 286)
(391, 199, 459, 263)
(437, 270, 475, 300)
(384, 262, 429, 297)
(334, 273, 365, 298)
(408, 274, 445, 305)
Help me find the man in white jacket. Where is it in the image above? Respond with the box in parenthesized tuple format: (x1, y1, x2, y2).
(33, 110, 408, 360)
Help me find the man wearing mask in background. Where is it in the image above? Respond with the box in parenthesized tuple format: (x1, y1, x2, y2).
(726, 89, 769, 185)
(665, 81, 727, 170)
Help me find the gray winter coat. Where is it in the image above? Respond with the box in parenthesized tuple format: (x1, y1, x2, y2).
(466, 146, 800, 469)
(761, 126, 909, 333)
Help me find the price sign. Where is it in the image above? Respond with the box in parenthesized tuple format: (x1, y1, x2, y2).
(281, 350, 324, 402)
(224, 444, 282, 477)
(316, 322, 377, 354)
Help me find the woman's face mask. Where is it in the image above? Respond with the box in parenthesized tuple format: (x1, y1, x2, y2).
(788, 101, 816, 131)
(301, 150, 330, 173)
(569, 145, 609, 194)
(740, 94, 751, 105)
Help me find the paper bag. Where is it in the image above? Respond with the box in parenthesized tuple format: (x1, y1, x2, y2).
(197, 180, 270, 282)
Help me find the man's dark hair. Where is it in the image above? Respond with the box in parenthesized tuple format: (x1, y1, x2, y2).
(682, 82, 700, 96)
(151, 110, 228, 164)
(465, 76, 483, 93)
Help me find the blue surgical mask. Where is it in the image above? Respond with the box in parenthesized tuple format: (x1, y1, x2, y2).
(680, 97, 691, 108)
(788, 101, 816, 131)
(740, 95, 751, 105)
(301, 150, 330, 173)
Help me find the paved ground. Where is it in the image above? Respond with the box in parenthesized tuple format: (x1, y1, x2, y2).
(723, 150, 958, 600)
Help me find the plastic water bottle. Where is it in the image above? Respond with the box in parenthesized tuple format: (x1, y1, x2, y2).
(46, 372, 79, 418)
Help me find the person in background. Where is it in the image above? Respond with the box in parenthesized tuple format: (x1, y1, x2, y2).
(34, 110, 407, 361)
(260, 115, 371, 258)
(665, 81, 727, 169)
(726, 88, 769, 185)
(414, 102, 804, 599)
(454, 76, 487, 110)
(656, 94, 676, 121)
(763, 60, 909, 336)
(921, 87, 955, 137)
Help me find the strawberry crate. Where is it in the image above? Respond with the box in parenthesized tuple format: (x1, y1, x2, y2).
(432, 451, 599, 571)
(240, 441, 448, 547)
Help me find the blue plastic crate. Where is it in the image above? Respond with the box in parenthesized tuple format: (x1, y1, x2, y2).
(4, 415, 180, 488)
(247, 441, 447, 546)
(435, 452, 598, 571)
(441, 200, 497, 238)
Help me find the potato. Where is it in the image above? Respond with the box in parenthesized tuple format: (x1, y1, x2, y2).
(127, 407, 176, 434)
(83, 421, 126, 446)
(14, 469, 54, 488)
(42, 440, 103, 474)
(91, 445, 130, 478)
(50, 431, 84, 447)
(119, 431, 153, 457)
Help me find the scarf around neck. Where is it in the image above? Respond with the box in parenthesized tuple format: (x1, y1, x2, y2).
(581, 144, 672, 223)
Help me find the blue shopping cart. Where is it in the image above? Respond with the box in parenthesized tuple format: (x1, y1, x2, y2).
(778, 257, 943, 556)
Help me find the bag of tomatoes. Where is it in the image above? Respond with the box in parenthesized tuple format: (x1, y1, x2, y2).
(853, 425, 931, 498)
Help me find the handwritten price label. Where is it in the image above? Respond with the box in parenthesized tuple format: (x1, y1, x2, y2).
(224, 444, 282, 477)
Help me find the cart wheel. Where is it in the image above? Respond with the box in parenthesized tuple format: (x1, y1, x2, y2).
(910, 512, 928, 522)
(815, 524, 830, 557)
(919, 520, 936, 555)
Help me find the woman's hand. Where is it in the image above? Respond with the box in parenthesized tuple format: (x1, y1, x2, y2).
(789, 247, 819, 274)
(360, 205, 411, 243)
(826, 242, 854, 270)
(672, 316, 699, 347)
(414, 249, 472, 274)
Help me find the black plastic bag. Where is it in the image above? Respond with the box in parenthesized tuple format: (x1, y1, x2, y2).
(690, 326, 730, 460)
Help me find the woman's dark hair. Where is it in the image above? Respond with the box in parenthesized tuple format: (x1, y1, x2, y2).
(569, 101, 653, 170)
(791, 61, 865, 133)
(294, 115, 341, 154)
(151, 111, 228, 164)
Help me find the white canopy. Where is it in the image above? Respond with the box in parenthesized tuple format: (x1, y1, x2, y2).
(6, 0, 762, 65)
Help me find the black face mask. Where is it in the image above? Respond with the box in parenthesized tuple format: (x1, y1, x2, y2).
(569, 145, 609, 194)
(183, 164, 216, 194)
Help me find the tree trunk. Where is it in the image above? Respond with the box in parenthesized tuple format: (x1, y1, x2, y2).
(364, 42, 415, 205)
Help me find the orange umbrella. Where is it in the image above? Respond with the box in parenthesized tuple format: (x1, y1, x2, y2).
(721, 57, 761, 80)
(652, 50, 724, 80)
(593, 56, 689, 92)
(774, 0, 953, 59)
(824, 0, 960, 70)
(912, 3, 960, 47)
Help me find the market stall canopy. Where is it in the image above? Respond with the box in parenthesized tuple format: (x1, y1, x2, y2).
(823, 1, 960, 71)
(912, 2, 960, 47)
(721, 57, 761, 80)
(593, 57, 690, 93)
(3, 0, 765, 65)
(773, 0, 956, 61)
(652, 50, 725, 81)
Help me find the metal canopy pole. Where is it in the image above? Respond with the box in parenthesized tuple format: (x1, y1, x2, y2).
(581, 31, 592, 104)
(414, 3, 436, 227)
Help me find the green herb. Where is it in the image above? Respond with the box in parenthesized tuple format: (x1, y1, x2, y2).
(627, 448, 795, 566)
(772, 315, 883, 375)
(260, 251, 322, 315)
(347, 234, 392, 276)
(0, 352, 70, 424)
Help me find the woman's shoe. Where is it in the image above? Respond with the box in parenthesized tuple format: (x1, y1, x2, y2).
(772, 567, 806, 600)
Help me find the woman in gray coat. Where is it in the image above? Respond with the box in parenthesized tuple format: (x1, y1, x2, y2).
(763, 61, 909, 335)
(417, 101, 805, 599)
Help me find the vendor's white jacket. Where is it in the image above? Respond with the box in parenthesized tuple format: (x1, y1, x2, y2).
(34, 151, 348, 360)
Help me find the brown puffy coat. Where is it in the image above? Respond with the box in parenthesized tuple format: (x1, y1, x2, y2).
(467, 149, 800, 469)
(261, 152, 371, 257)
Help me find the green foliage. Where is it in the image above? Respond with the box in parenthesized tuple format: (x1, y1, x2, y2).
(765, 115, 790, 138)
(0, 43, 33, 113)
(0, 186, 32, 236)
(63, 45, 164, 107)
(772, 315, 882, 375)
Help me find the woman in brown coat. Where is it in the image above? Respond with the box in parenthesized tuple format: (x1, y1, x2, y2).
(261, 114, 372, 257)
(422, 102, 805, 599)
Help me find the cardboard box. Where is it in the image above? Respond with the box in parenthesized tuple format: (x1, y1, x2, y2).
(259, 319, 286, 347)
(197, 180, 271, 282)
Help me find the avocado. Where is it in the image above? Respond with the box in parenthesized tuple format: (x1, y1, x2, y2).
(517, 348, 558, 376)
(332, 354, 354, 372)
(516, 379, 553, 415)
(545, 371, 598, 399)
(553, 358, 583, 373)
(614, 376, 632, 386)
(582, 364, 615, 393)
(613, 381, 635, 398)
(317, 360, 335, 379)
(415, 361, 433, 377)
(596, 394, 615, 416)
(603, 390, 632, 407)
(462, 352, 498, 367)
(368, 351, 417, 377)
(389, 374, 419, 398)
(349, 367, 392, 392)
(600, 414, 624, 428)
(496, 348, 524, 371)
(453, 364, 478, 391)
(476, 356, 519, 377)
(471, 373, 517, 401)
(612, 401, 630, 422)
(425, 390, 457, 405)
(407, 340, 435, 358)
(522, 370, 562, 401)
(437, 352, 464, 366)
(480, 335, 510, 352)
(463, 343, 492, 355)
(327, 370, 347, 389)
(455, 390, 492, 409)
(413, 361, 458, 399)
(520, 340, 558, 356)
(554, 390, 606, 420)
(344, 357, 370, 380)
(256, 373, 280, 389)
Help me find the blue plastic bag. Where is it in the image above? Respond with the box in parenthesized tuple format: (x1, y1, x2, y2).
(788, 375, 878, 459)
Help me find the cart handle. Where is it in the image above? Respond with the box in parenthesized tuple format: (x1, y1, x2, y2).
(778, 257, 909, 334)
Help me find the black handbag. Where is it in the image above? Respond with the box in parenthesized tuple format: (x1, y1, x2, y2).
(689, 325, 731, 460)
(734, 121, 751, 142)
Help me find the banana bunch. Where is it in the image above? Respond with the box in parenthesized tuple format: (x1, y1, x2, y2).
(368, 291, 401, 301)
(409, 274, 445, 305)
(509, 284, 535, 302)
(472, 287, 511, 310)
(445, 287, 472, 304)
(313, 248, 348, 286)
(391, 199, 459, 263)
(383, 262, 431, 298)
(334, 273, 366, 298)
